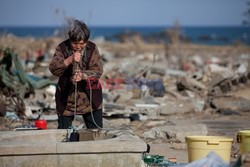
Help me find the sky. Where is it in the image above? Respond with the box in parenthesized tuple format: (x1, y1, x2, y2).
(0, 0, 248, 27)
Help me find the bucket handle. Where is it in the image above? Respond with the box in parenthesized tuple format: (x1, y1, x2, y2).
(237, 135, 241, 143)
(207, 140, 220, 145)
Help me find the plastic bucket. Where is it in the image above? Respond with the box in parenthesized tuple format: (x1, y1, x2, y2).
(185, 136, 233, 163)
(237, 130, 250, 154)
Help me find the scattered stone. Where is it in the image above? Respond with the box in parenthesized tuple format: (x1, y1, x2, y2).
(177, 76, 207, 93)
(165, 69, 187, 77)
(104, 103, 126, 111)
(150, 66, 165, 76)
(160, 98, 205, 115)
(106, 118, 131, 126)
(143, 123, 208, 142)
(146, 121, 166, 127)
(211, 97, 250, 113)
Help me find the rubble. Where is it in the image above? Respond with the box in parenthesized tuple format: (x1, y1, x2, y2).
(1, 34, 250, 163)
(211, 97, 250, 113)
(0, 48, 56, 118)
(177, 76, 207, 94)
(1, 36, 249, 122)
(143, 123, 208, 143)
(160, 98, 205, 115)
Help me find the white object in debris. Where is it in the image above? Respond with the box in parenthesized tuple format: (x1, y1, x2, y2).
(236, 63, 247, 74)
(135, 104, 159, 108)
(29, 114, 58, 121)
(208, 57, 221, 64)
(5, 112, 20, 121)
(140, 84, 150, 97)
(45, 85, 56, 95)
(24, 106, 35, 118)
(165, 69, 186, 77)
(192, 55, 204, 66)
(207, 64, 234, 78)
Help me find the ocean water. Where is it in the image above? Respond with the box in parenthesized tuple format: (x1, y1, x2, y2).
(0, 26, 249, 45)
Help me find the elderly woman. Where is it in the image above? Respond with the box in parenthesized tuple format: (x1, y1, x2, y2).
(49, 20, 103, 129)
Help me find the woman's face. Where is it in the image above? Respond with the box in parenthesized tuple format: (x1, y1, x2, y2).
(71, 40, 87, 52)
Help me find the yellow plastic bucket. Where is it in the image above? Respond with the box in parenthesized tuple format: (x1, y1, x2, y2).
(185, 136, 233, 163)
(237, 130, 250, 154)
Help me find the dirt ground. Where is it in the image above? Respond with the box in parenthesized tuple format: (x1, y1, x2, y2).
(130, 112, 250, 163)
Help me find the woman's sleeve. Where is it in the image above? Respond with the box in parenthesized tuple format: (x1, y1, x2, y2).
(85, 46, 103, 79)
(49, 46, 68, 77)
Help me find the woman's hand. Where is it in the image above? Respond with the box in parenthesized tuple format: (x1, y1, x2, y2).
(64, 52, 81, 66)
(73, 70, 82, 82)
(73, 71, 88, 83)
(73, 52, 81, 63)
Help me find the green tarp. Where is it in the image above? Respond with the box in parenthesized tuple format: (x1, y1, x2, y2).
(0, 48, 55, 98)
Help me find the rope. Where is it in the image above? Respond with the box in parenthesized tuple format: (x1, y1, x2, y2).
(73, 50, 135, 131)
(73, 64, 78, 130)
(73, 76, 135, 136)
(67, 51, 136, 142)
(86, 78, 137, 137)
(87, 77, 103, 129)
(73, 61, 102, 129)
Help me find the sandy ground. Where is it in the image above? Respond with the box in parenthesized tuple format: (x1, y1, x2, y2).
(134, 112, 250, 163)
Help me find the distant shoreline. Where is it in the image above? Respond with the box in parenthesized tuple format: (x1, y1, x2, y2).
(0, 26, 249, 45)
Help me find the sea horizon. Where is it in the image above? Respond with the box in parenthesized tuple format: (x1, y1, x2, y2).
(0, 26, 249, 45)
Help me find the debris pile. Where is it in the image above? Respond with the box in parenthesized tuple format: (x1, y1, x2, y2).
(0, 47, 56, 124)
(0, 35, 250, 161)
(99, 41, 250, 122)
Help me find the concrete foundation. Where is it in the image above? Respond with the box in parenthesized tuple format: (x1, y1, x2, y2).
(0, 129, 148, 167)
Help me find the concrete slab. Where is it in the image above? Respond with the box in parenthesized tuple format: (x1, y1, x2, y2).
(0, 129, 148, 167)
